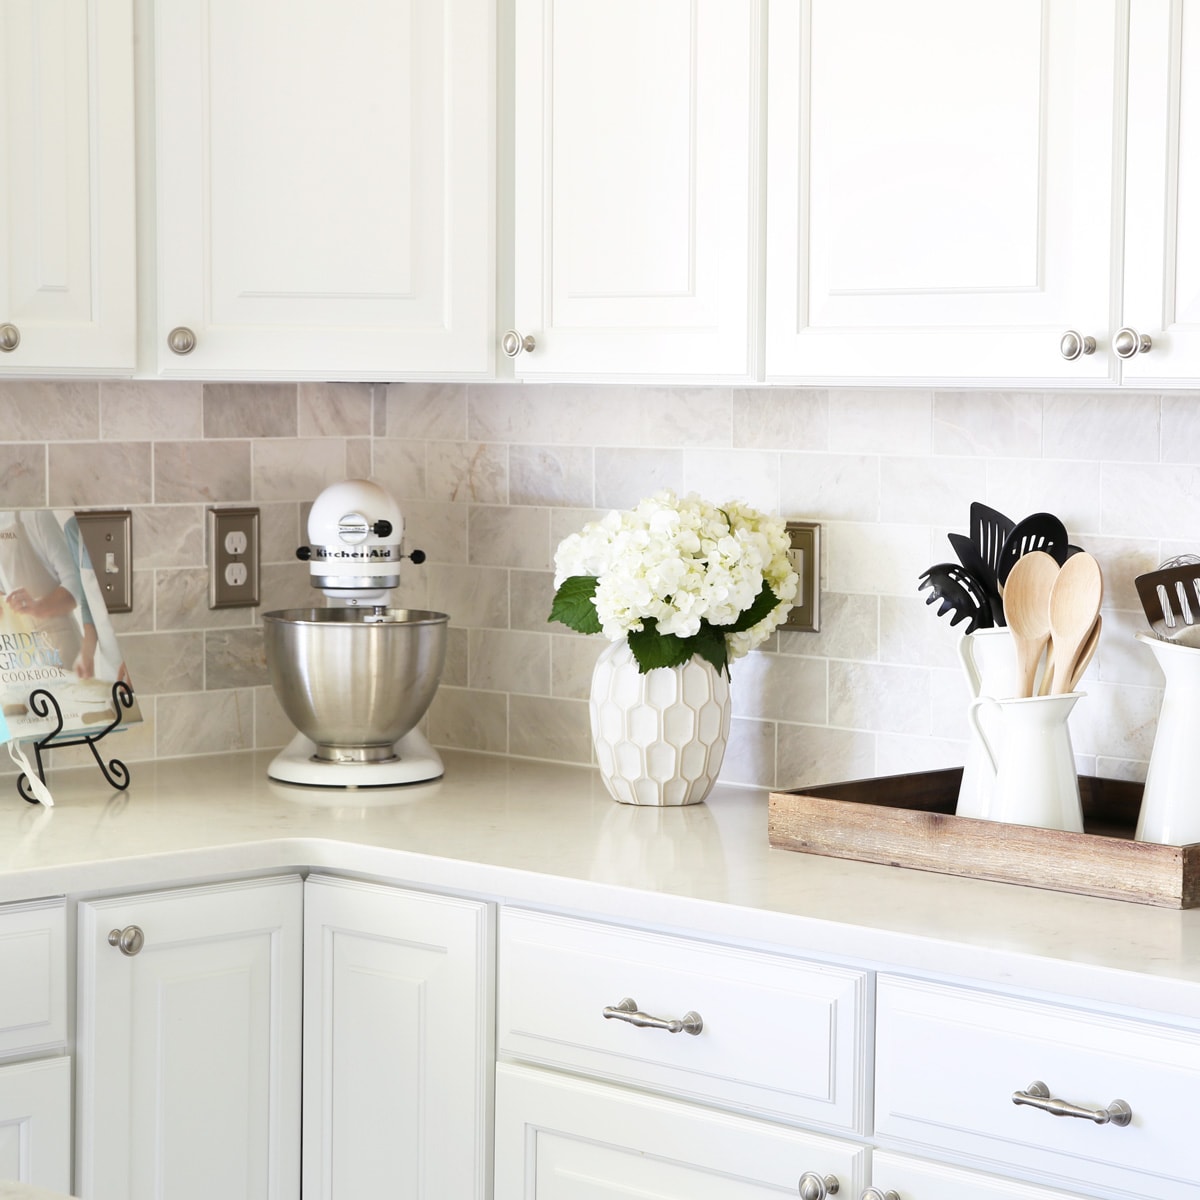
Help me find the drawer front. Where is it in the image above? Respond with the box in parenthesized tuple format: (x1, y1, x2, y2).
(876, 975, 1200, 1200)
(0, 900, 67, 1056)
(871, 1150, 1095, 1200)
(498, 908, 871, 1133)
(495, 1062, 869, 1200)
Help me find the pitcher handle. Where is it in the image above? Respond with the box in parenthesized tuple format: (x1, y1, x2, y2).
(958, 634, 983, 698)
(968, 696, 1001, 776)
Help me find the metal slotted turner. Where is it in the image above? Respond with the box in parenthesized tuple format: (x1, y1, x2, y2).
(1135, 564, 1200, 648)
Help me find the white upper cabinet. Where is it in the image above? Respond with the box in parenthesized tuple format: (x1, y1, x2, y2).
(766, 0, 1121, 385)
(509, 0, 760, 380)
(1121, 0, 1200, 384)
(152, 0, 494, 379)
(0, 0, 135, 375)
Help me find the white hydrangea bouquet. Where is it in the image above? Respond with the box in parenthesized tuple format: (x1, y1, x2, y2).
(550, 490, 799, 675)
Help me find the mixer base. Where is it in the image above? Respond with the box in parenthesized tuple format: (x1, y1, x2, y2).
(267, 729, 444, 788)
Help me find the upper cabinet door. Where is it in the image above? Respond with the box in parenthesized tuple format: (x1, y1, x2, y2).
(0, 0, 135, 375)
(153, 0, 494, 379)
(766, 0, 1121, 385)
(1121, 0, 1200, 385)
(510, 0, 760, 380)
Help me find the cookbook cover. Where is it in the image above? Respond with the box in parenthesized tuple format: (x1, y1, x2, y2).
(0, 509, 142, 742)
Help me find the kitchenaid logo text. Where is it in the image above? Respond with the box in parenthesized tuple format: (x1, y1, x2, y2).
(314, 547, 398, 561)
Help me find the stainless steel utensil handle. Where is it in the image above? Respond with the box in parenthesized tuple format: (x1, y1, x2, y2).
(501, 329, 535, 357)
(1012, 1080, 1132, 1126)
(1112, 327, 1152, 358)
(107, 925, 145, 956)
(1059, 330, 1095, 359)
(798, 1171, 840, 1199)
(0, 323, 19, 352)
(602, 996, 703, 1035)
(167, 326, 197, 355)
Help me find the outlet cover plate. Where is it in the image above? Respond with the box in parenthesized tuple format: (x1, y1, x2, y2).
(75, 509, 133, 614)
(781, 520, 820, 632)
(208, 507, 260, 609)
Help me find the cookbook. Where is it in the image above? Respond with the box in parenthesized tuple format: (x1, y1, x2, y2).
(0, 508, 141, 743)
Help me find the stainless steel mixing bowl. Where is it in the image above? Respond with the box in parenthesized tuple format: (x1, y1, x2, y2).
(263, 608, 448, 762)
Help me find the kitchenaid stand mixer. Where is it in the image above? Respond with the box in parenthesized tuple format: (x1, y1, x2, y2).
(263, 479, 447, 787)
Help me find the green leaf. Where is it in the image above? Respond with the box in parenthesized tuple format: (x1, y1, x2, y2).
(548, 576, 602, 634)
(690, 624, 730, 675)
(628, 620, 730, 676)
(727, 583, 780, 633)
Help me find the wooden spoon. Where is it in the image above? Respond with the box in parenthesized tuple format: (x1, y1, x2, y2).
(1002, 550, 1060, 697)
(1048, 552, 1104, 694)
(1066, 613, 1102, 692)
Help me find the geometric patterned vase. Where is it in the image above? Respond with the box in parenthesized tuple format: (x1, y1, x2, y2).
(588, 639, 732, 806)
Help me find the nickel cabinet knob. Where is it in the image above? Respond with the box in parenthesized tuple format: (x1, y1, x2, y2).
(1112, 327, 1152, 358)
(167, 326, 197, 355)
(108, 925, 145, 956)
(798, 1171, 840, 1199)
(501, 329, 535, 358)
(859, 1190, 900, 1200)
(0, 323, 19, 352)
(1059, 330, 1096, 360)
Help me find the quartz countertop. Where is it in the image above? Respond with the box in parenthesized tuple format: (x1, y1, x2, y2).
(2, 749, 1198, 1020)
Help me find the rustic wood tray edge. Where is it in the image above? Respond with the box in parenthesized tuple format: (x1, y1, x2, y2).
(768, 768, 1200, 909)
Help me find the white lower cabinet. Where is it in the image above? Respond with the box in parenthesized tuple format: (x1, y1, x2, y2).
(302, 874, 492, 1200)
(494, 1063, 867, 1199)
(0, 898, 69, 1192)
(0, 1057, 71, 1193)
(76, 876, 304, 1200)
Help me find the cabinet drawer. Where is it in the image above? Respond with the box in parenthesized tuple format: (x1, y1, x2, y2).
(876, 975, 1200, 1200)
(498, 908, 870, 1133)
(0, 900, 67, 1056)
(871, 1150, 1095, 1200)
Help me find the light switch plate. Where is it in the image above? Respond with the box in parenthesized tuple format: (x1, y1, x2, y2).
(781, 521, 820, 633)
(208, 507, 260, 609)
(75, 509, 133, 614)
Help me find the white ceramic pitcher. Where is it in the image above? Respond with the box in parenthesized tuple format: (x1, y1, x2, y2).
(1134, 632, 1200, 845)
(957, 629, 1035, 819)
(967, 691, 1084, 832)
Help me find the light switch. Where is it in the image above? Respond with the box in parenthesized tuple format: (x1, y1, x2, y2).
(75, 509, 133, 614)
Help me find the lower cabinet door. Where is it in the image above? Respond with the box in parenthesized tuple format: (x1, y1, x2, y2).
(0, 1056, 71, 1193)
(76, 875, 304, 1200)
(871, 1150, 1098, 1200)
(302, 875, 492, 1200)
(494, 1062, 867, 1199)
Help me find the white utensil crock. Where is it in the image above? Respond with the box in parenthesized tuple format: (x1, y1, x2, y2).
(967, 691, 1084, 832)
(957, 629, 1044, 819)
(1134, 631, 1200, 845)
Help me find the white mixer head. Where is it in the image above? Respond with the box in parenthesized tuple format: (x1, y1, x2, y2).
(299, 479, 421, 603)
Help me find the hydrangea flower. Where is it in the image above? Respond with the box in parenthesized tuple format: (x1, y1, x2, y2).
(550, 491, 799, 674)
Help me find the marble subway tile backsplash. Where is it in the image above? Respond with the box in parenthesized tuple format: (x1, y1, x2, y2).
(1, 378, 1196, 791)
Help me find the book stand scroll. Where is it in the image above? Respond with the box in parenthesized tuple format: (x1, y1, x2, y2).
(15, 681, 136, 803)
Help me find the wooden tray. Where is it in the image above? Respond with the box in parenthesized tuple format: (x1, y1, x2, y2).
(768, 769, 1200, 908)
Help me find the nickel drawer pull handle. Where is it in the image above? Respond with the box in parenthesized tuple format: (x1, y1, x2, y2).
(602, 996, 703, 1035)
(1012, 1080, 1132, 1127)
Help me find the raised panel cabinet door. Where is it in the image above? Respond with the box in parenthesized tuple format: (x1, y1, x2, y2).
(0, 0, 135, 374)
(493, 1063, 869, 1200)
(75, 876, 303, 1200)
(1122, 0, 1200, 384)
(0, 1057, 71, 1194)
(153, 0, 494, 379)
(766, 0, 1120, 384)
(302, 875, 492, 1200)
(511, 0, 760, 380)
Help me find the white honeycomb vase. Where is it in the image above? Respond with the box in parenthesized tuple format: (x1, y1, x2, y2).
(588, 639, 731, 806)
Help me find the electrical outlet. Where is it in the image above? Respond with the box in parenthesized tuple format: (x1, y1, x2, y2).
(209, 507, 260, 609)
(75, 509, 133, 614)
(781, 521, 820, 632)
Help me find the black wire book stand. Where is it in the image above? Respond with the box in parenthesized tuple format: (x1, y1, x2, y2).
(15, 680, 136, 803)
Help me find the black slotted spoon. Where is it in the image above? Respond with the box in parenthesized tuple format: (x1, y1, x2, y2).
(995, 512, 1071, 588)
